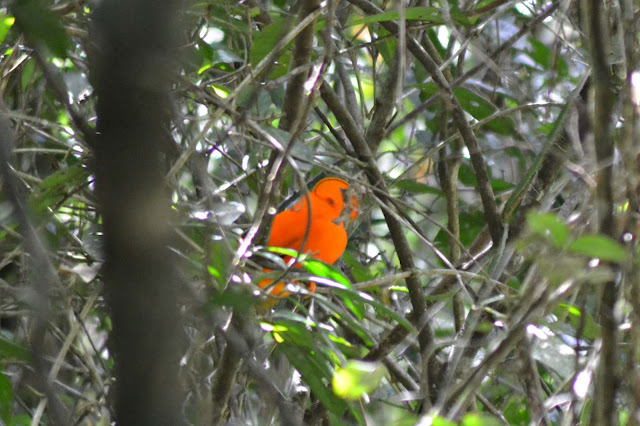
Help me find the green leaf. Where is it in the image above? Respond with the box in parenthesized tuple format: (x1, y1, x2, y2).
(10, 414, 31, 426)
(277, 341, 350, 417)
(0, 14, 15, 45)
(353, 294, 414, 334)
(250, 17, 292, 79)
(205, 5, 249, 34)
(312, 290, 373, 350)
(197, 38, 243, 72)
(527, 212, 569, 249)
(569, 235, 627, 263)
(455, 87, 495, 120)
(207, 265, 220, 278)
(458, 162, 478, 187)
(342, 252, 375, 282)
(572, 311, 600, 340)
(412, 84, 515, 134)
(375, 27, 396, 65)
(394, 179, 443, 195)
(301, 259, 350, 287)
(349, 8, 444, 26)
(503, 397, 532, 425)
(207, 238, 233, 287)
(435, 209, 486, 255)
(13, 0, 70, 58)
(426, 28, 447, 59)
(30, 163, 88, 215)
(207, 288, 253, 312)
(453, 87, 515, 134)
(301, 260, 365, 320)
(557, 303, 581, 317)
(268, 316, 317, 348)
(196, 38, 214, 62)
(0, 335, 29, 361)
(332, 360, 387, 400)
(310, 291, 373, 346)
(432, 418, 457, 426)
(461, 413, 503, 426)
(490, 178, 514, 192)
(528, 39, 568, 77)
(266, 246, 303, 259)
(0, 373, 12, 422)
(20, 58, 36, 93)
(411, 81, 438, 98)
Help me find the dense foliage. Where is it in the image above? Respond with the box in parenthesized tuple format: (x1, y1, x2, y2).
(0, 0, 638, 424)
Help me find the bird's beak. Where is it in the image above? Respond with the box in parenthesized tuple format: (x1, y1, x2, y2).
(336, 187, 359, 224)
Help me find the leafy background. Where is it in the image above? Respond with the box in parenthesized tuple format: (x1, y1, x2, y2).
(0, 0, 638, 425)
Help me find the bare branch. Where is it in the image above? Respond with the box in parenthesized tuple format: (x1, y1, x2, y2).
(319, 80, 437, 402)
(0, 113, 69, 426)
(345, 0, 503, 244)
(583, 0, 619, 421)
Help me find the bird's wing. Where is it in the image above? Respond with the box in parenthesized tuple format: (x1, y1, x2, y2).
(268, 198, 311, 250)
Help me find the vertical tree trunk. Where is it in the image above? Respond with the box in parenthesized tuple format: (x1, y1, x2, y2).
(92, 1, 185, 424)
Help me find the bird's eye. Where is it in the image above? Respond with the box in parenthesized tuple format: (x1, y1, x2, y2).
(328, 198, 336, 206)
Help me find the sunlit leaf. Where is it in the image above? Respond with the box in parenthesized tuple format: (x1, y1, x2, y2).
(266, 246, 303, 259)
(461, 413, 503, 426)
(301, 259, 350, 287)
(432, 418, 457, 426)
(332, 360, 387, 400)
(301, 259, 365, 319)
(0, 14, 14, 45)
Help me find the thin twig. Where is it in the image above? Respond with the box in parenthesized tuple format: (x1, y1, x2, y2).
(0, 113, 69, 425)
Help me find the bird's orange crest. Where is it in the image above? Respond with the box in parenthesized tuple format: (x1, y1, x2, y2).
(312, 177, 358, 222)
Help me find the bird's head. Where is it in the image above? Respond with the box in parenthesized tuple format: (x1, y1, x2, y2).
(312, 177, 359, 224)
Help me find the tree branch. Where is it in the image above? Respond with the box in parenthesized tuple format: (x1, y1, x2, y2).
(365, 48, 403, 153)
(345, 0, 503, 244)
(279, 0, 322, 131)
(583, 0, 619, 422)
(319, 80, 436, 398)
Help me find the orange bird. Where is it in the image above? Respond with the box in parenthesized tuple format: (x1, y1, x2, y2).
(259, 177, 358, 298)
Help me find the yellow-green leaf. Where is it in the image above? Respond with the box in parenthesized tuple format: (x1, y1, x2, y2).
(332, 361, 386, 400)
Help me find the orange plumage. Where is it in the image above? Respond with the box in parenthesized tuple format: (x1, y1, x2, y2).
(259, 177, 358, 299)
